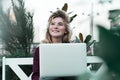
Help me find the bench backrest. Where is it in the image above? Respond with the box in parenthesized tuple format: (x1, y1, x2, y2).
(2, 56, 106, 80)
(2, 57, 33, 80)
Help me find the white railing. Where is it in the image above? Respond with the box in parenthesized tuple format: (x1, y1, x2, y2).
(2, 57, 33, 80)
(2, 56, 107, 80)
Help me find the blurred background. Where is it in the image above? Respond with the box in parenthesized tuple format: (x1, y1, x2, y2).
(2, 0, 120, 42)
(0, 0, 120, 80)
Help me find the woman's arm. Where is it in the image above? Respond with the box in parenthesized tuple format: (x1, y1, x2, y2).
(32, 47, 40, 80)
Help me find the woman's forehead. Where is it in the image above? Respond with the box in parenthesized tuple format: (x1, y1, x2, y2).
(51, 17, 65, 23)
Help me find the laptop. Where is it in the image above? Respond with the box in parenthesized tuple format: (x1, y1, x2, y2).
(39, 43, 87, 77)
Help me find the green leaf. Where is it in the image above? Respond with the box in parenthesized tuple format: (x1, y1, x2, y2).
(97, 25, 120, 74)
(62, 3, 68, 12)
(87, 40, 96, 49)
(69, 14, 77, 23)
(84, 35, 91, 43)
(108, 9, 120, 20)
(79, 33, 84, 42)
(0, 0, 34, 56)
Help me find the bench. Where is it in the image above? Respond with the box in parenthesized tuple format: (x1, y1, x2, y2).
(2, 56, 107, 80)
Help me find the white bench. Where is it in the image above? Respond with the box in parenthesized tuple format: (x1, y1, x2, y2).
(2, 56, 107, 80)
(87, 56, 108, 80)
(2, 57, 33, 80)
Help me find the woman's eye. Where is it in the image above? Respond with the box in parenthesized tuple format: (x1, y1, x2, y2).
(58, 22, 64, 26)
(50, 23, 54, 25)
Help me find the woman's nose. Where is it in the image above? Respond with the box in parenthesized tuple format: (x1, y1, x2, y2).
(54, 24, 58, 29)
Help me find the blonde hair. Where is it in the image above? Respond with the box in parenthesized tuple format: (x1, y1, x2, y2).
(42, 10, 72, 43)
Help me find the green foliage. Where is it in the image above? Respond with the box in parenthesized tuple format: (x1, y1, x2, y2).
(84, 35, 92, 43)
(97, 25, 120, 74)
(61, 3, 77, 23)
(69, 14, 77, 23)
(0, 0, 34, 56)
(76, 33, 95, 51)
(79, 33, 84, 42)
(109, 9, 120, 37)
(108, 9, 120, 20)
(92, 9, 120, 80)
(62, 3, 68, 12)
(98, 0, 113, 4)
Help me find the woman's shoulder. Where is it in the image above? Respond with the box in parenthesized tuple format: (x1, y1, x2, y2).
(40, 39, 49, 43)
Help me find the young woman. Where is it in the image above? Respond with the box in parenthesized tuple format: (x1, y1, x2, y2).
(32, 10, 76, 80)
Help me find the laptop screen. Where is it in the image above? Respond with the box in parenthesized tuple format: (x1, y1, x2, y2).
(39, 43, 87, 77)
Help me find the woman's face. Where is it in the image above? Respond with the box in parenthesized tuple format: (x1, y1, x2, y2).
(49, 17, 66, 38)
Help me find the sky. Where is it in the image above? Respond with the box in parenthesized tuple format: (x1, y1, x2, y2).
(2, 0, 120, 43)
